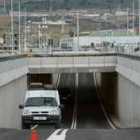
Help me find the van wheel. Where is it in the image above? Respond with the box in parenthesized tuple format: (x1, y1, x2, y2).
(22, 123, 30, 129)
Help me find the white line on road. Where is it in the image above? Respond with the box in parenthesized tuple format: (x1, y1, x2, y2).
(71, 73, 78, 129)
(56, 74, 61, 87)
(31, 125, 38, 130)
(93, 73, 116, 130)
(46, 129, 68, 140)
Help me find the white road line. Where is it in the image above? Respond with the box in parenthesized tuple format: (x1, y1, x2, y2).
(71, 73, 78, 129)
(73, 104, 77, 129)
(93, 73, 116, 130)
(31, 125, 38, 130)
(71, 107, 76, 129)
(46, 129, 68, 140)
(56, 74, 61, 87)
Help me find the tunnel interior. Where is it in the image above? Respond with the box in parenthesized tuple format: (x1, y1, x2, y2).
(27, 72, 117, 129)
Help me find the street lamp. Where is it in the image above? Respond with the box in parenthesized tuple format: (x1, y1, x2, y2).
(138, 0, 140, 55)
(11, 0, 14, 55)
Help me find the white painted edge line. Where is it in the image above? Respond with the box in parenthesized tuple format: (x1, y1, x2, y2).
(56, 73, 61, 87)
(93, 73, 116, 130)
(46, 129, 62, 140)
(73, 104, 77, 129)
(31, 124, 38, 130)
(61, 129, 68, 135)
(71, 73, 78, 129)
(46, 129, 68, 140)
(71, 107, 75, 129)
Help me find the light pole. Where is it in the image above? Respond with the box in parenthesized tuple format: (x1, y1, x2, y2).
(4, 0, 6, 13)
(77, 12, 79, 51)
(127, 7, 129, 37)
(62, 13, 65, 33)
(132, 0, 135, 36)
(24, 6, 27, 53)
(139, 0, 140, 55)
(19, 1, 21, 52)
(11, 0, 14, 55)
(127, 7, 130, 54)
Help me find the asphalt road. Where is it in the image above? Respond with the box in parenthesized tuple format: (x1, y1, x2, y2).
(77, 73, 111, 129)
(58, 73, 75, 128)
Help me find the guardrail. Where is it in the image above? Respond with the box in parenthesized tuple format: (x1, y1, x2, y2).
(0, 54, 27, 62)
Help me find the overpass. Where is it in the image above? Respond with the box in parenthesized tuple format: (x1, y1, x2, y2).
(0, 52, 140, 128)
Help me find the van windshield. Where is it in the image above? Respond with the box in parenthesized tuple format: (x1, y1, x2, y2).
(25, 97, 58, 107)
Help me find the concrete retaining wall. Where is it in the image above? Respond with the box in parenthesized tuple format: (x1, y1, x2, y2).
(116, 74, 140, 127)
(28, 55, 117, 73)
(96, 55, 140, 128)
(0, 75, 27, 129)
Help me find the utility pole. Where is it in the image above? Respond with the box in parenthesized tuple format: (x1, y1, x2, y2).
(132, 0, 135, 36)
(24, 6, 27, 53)
(127, 7, 130, 53)
(139, 0, 140, 55)
(11, 0, 14, 55)
(50, 0, 52, 12)
(77, 12, 79, 51)
(62, 13, 65, 33)
(127, 7, 129, 37)
(38, 22, 41, 53)
(4, 0, 6, 13)
(19, 1, 21, 52)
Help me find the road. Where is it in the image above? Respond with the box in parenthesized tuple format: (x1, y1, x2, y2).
(32, 73, 111, 130)
(77, 73, 111, 129)
(1, 73, 140, 140)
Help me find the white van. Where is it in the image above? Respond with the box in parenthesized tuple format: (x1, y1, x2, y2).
(19, 89, 64, 129)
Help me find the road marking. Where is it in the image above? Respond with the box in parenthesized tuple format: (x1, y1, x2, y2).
(93, 73, 116, 130)
(56, 74, 61, 87)
(31, 125, 38, 130)
(46, 129, 68, 140)
(71, 73, 78, 129)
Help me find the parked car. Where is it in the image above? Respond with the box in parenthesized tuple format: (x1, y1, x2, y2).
(19, 89, 64, 129)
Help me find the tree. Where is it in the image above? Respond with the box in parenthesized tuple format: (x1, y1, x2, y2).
(69, 30, 74, 37)
(120, 0, 124, 3)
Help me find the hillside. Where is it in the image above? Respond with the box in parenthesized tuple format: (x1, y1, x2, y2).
(1, 0, 138, 12)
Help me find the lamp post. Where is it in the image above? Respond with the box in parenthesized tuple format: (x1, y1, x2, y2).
(77, 12, 79, 51)
(139, 0, 140, 55)
(19, 1, 21, 52)
(4, 0, 6, 13)
(132, 0, 135, 36)
(11, 0, 14, 55)
(24, 6, 27, 53)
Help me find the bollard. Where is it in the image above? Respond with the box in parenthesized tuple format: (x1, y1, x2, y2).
(30, 129, 37, 140)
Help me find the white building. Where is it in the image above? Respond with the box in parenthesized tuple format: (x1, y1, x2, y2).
(115, 11, 127, 16)
(60, 36, 140, 52)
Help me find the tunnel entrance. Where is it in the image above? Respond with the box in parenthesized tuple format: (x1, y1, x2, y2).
(28, 74, 52, 85)
(26, 72, 118, 129)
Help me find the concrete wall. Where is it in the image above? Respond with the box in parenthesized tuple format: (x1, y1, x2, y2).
(0, 75, 27, 129)
(116, 74, 140, 127)
(115, 55, 140, 127)
(96, 54, 140, 128)
(28, 55, 117, 73)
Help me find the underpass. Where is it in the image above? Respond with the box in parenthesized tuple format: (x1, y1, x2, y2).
(1, 53, 140, 139)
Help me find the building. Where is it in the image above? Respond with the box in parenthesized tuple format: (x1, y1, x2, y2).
(59, 30, 140, 52)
